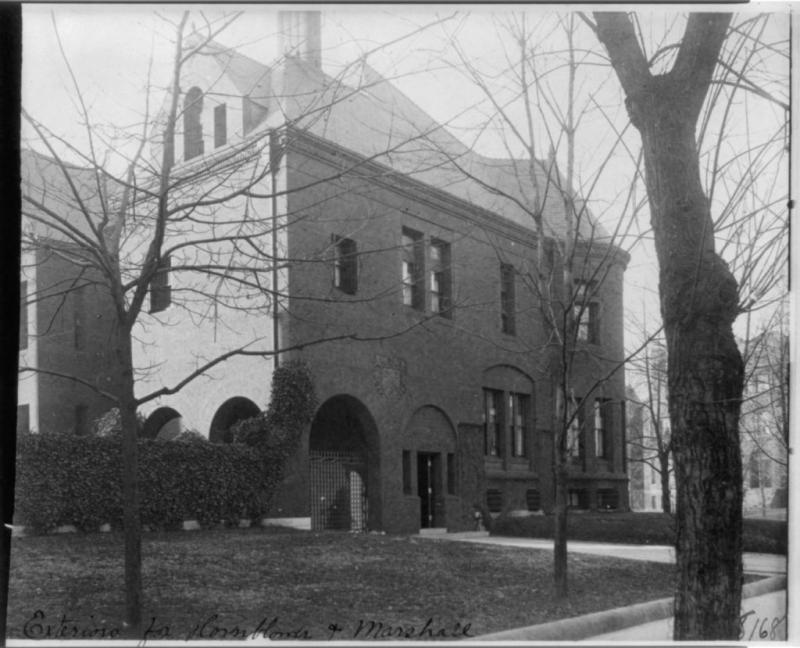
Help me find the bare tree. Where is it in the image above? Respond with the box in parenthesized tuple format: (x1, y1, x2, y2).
(423, 12, 651, 598)
(590, 10, 789, 639)
(20, 9, 452, 635)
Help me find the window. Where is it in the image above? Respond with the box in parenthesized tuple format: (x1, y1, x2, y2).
(486, 488, 503, 513)
(748, 453, 759, 488)
(509, 392, 529, 457)
(73, 287, 84, 350)
(401, 228, 424, 310)
(526, 489, 541, 511)
(483, 389, 503, 457)
(429, 239, 452, 316)
(566, 395, 583, 460)
(568, 489, 588, 509)
(574, 280, 599, 344)
(75, 404, 88, 436)
(183, 86, 204, 160)
(500, 263, 516, 334)
(446, 453, 456, 495)
(19, 280, 27, 350)
(16, 404, 30, 435)
(149, 255, 172, 314)
(402, 450, 412, 495)
(760, 456, 773, 488)
(214, 104, 227, 148)
(597, 488, 619, 509)
(333, 236, 358, 295)
(651, 466, 658, 484)
(594, 398, 611, 458)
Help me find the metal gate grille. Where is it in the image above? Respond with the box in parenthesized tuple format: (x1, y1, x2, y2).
(310, 450, 367, 531)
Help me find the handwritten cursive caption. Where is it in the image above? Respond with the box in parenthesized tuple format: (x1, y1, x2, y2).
(739, 609, 786, 641)
(22, 610, 475, 641)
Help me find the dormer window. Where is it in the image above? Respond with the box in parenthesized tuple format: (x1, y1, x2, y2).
(184, 87, 204, 160)
(214, 104, 227, 148)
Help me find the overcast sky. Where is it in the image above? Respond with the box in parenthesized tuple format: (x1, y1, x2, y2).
(21, 4, 793, 365)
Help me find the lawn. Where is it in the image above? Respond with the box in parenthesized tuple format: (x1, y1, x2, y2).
(7, 526, 679, 641)
(492, 512, 787, 554)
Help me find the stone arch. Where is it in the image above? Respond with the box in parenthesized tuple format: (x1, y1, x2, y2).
(184, 86, 204, 160)
(403, 404, 457, 450)
(209, 396, 260, 444)
(482, 364, 535, 394)
(142, 406, 182, 440)
(308, 395, 380, 531)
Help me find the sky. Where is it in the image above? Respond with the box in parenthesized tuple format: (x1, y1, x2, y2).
(21, 3, 794, 369)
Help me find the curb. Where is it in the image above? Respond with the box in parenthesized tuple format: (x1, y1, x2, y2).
(476, 575, 787, 641)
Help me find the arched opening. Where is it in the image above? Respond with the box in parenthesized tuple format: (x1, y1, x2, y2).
(404, 405, 457, 529)
(309, 395, 379, 531)
(142, 406, 182, 440)
(184, 86, 204, 160)
(209, 397, 260, 444)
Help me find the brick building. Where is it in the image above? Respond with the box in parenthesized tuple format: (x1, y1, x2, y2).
(22, 11, 630, 534)
(19, 151, 122, 436)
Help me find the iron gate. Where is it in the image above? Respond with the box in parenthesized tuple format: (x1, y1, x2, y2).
(309, 450, 368, 531)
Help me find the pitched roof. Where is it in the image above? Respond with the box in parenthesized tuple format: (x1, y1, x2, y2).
(200, 41, 608, 241)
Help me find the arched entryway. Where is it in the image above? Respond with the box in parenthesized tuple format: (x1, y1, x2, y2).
(309, 395, 380, 531)
(209, 397, 260, 443)
(404, 405, 457, 529)
(142, 407, 183, 440)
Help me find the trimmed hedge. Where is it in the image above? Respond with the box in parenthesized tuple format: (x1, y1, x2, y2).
(14, 434, 285, 534)
(491, 511, 787, 555)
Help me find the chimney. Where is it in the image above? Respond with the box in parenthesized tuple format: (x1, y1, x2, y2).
(278, 11, 322, 69)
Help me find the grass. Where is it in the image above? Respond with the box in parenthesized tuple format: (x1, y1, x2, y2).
(7, 526, 681, 641)
(492, 511, 787, 554)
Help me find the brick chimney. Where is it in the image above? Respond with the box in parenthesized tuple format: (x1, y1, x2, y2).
(278, 11, 322, 69)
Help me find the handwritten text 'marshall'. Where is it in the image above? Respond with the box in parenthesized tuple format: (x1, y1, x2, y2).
(152, 613, 474, 641)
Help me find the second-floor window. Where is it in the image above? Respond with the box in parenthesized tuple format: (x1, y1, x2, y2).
(500, 263, 516, 334)
(214, 104, 227, 148)
(429, 239, 452, 316)
(184, 87, 204, 160)
(574, 280, 599, 344)
(484, 388, 503, 457)
(594, 398, 611, 458)
(566, 395, 583, 461)
(333, 235, 358, 295)
(401, 228, 424, 310)
(510, 392, 529, 457)
(150, 255, 172, 314)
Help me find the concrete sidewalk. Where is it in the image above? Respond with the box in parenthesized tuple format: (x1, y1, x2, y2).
(418, 531, 788, 641)
(421, 531, 786, 574)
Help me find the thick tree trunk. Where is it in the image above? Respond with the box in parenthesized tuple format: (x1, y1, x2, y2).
(116, 328, 142, 637)
(594, 13, 743, 638)
(632, 87, 744, 640)
(659, 453, 672, 514)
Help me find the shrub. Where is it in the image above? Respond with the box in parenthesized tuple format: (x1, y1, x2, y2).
(491, 511, 787, 554)
(266, 360, 318, 431)
(231, 359, 316, 457)
(13, 433, 279, 534)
